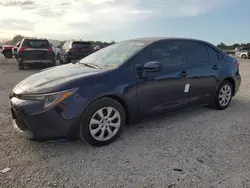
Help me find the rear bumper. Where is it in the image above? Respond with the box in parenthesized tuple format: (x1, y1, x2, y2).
(233, 73, 241, 96)
(22, 60, 54, 64)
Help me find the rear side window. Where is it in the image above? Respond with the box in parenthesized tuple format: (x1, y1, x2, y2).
(207, 46, 218, 61)
(72, 42, 92, 49)
(147, 40, 184, 68)
(185, 42, 209, 64)
(22, 40, 50, 48)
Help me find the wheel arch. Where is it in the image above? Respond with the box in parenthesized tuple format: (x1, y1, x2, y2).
(84, 94, 131, 125)
(220, 77, 236, 96)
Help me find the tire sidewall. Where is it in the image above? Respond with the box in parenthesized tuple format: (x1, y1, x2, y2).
(242, 54, 246, 59)
(3, 51, 12, 58)
(80, 98, 125, 146)
(215, 81, 233, 110)
(18, 60, 24, 70)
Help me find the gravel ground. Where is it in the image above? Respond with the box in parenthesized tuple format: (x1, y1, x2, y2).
(1, 54, 250, 188)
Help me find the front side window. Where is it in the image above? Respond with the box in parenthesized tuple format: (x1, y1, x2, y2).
(147, 40, 184, 68)
(80, 41, 147, 69)
(185, 42, 210, 64)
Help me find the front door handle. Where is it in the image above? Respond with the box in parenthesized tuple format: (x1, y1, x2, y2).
(179, 71, 188, 78)
(212, 65, 218, 70)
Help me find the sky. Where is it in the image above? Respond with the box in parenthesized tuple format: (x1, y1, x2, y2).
(0, 0, 249, 45)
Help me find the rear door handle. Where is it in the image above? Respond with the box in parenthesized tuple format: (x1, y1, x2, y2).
(179, 71, 188, 78)
(212, 65, 218, 70)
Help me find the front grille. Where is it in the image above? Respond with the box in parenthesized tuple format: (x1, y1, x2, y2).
(11, 107, 29, 131)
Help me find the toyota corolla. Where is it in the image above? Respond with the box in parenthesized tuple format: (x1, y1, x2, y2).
(9, 37, 241, 146)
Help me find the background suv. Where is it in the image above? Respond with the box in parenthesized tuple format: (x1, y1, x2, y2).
(16, 38, 55, 69)
(60, 40, 94, 64)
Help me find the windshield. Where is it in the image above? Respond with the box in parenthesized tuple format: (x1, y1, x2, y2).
(79, 41, 146, 69)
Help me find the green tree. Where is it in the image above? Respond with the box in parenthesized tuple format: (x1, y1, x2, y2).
(11, 35, 25, 45)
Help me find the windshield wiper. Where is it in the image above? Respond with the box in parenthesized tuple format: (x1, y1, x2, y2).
(74, 61, 101, 69)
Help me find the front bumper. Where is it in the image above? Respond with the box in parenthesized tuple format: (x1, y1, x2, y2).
(9, 92, 90, 141)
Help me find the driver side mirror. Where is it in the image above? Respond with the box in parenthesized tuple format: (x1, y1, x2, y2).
(143, 61, 162, 72)
(140, 61, 163, 78)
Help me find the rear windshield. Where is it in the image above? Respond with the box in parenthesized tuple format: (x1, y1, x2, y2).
(72, 42, 92, 49)
(22, 40, 50, 48)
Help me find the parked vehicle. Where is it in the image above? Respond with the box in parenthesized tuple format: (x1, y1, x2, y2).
(94, 45, 102, 51)
(16, 38, 55, 69)
(9, 37, 241, 146)
(60, 40, 94, 64)
(50, 43, 61, 60)
(235, 46, 250, 59)
(12, 41, 21, 58)
(0, 45, 14, 58)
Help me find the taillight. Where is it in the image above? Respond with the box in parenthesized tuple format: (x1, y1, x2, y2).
(18, 47, 26, 52)
(47, 48, 54, 52)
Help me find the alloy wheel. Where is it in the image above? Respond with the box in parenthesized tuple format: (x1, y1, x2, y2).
(218, 84, 232, 107)
(89, 107, 121, 141)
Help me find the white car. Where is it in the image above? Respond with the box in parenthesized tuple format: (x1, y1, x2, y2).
(50, 43, 61, 60)
(235, 47, 250, 59)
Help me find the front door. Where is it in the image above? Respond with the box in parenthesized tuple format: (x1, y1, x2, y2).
(136, 40, 191, 118)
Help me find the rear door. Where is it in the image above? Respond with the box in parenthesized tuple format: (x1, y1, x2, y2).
(183, 41, 220, 104)
(18, 39, 54, 60)
(70, 42, 93, 58)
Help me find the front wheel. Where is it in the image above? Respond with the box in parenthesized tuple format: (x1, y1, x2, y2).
(241, 54, 247, 59)
(80, 98, 126, 146)
(212, 80, 233, 110)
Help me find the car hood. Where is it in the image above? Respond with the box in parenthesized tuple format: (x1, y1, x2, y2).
(13, 63, 104, 94)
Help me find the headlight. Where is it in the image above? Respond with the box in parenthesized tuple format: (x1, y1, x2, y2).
(20, 88, 78, 110)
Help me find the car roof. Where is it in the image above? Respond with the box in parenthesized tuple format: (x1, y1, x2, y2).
(123, 37, 215, 46)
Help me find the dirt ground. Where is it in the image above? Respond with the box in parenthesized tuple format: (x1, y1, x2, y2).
(1, 54, 250, 188)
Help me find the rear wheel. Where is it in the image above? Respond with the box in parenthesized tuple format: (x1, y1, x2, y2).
(56, 53, 61, 61)
(18, 61, 24, 70)
(51, 60, 56, 66)
(80, 98, 125, 146)
(241, 54, 247, 59)
(212, 80, 233, 110)
(3, 51, 12, 58)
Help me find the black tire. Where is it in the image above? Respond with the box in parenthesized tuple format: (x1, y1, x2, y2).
(18, 61, 24, 70)
(80, 98, 126, 146)
(66, 58, 71, 64)
(3, 51, 12, 58)
(212, 80, 233, 110)
(51, 60, 56, 66)
(56, 53, 61, 61)
(241, 54, 247, 59)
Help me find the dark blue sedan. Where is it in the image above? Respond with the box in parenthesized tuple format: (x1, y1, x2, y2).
(9, 37, 241, 146)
